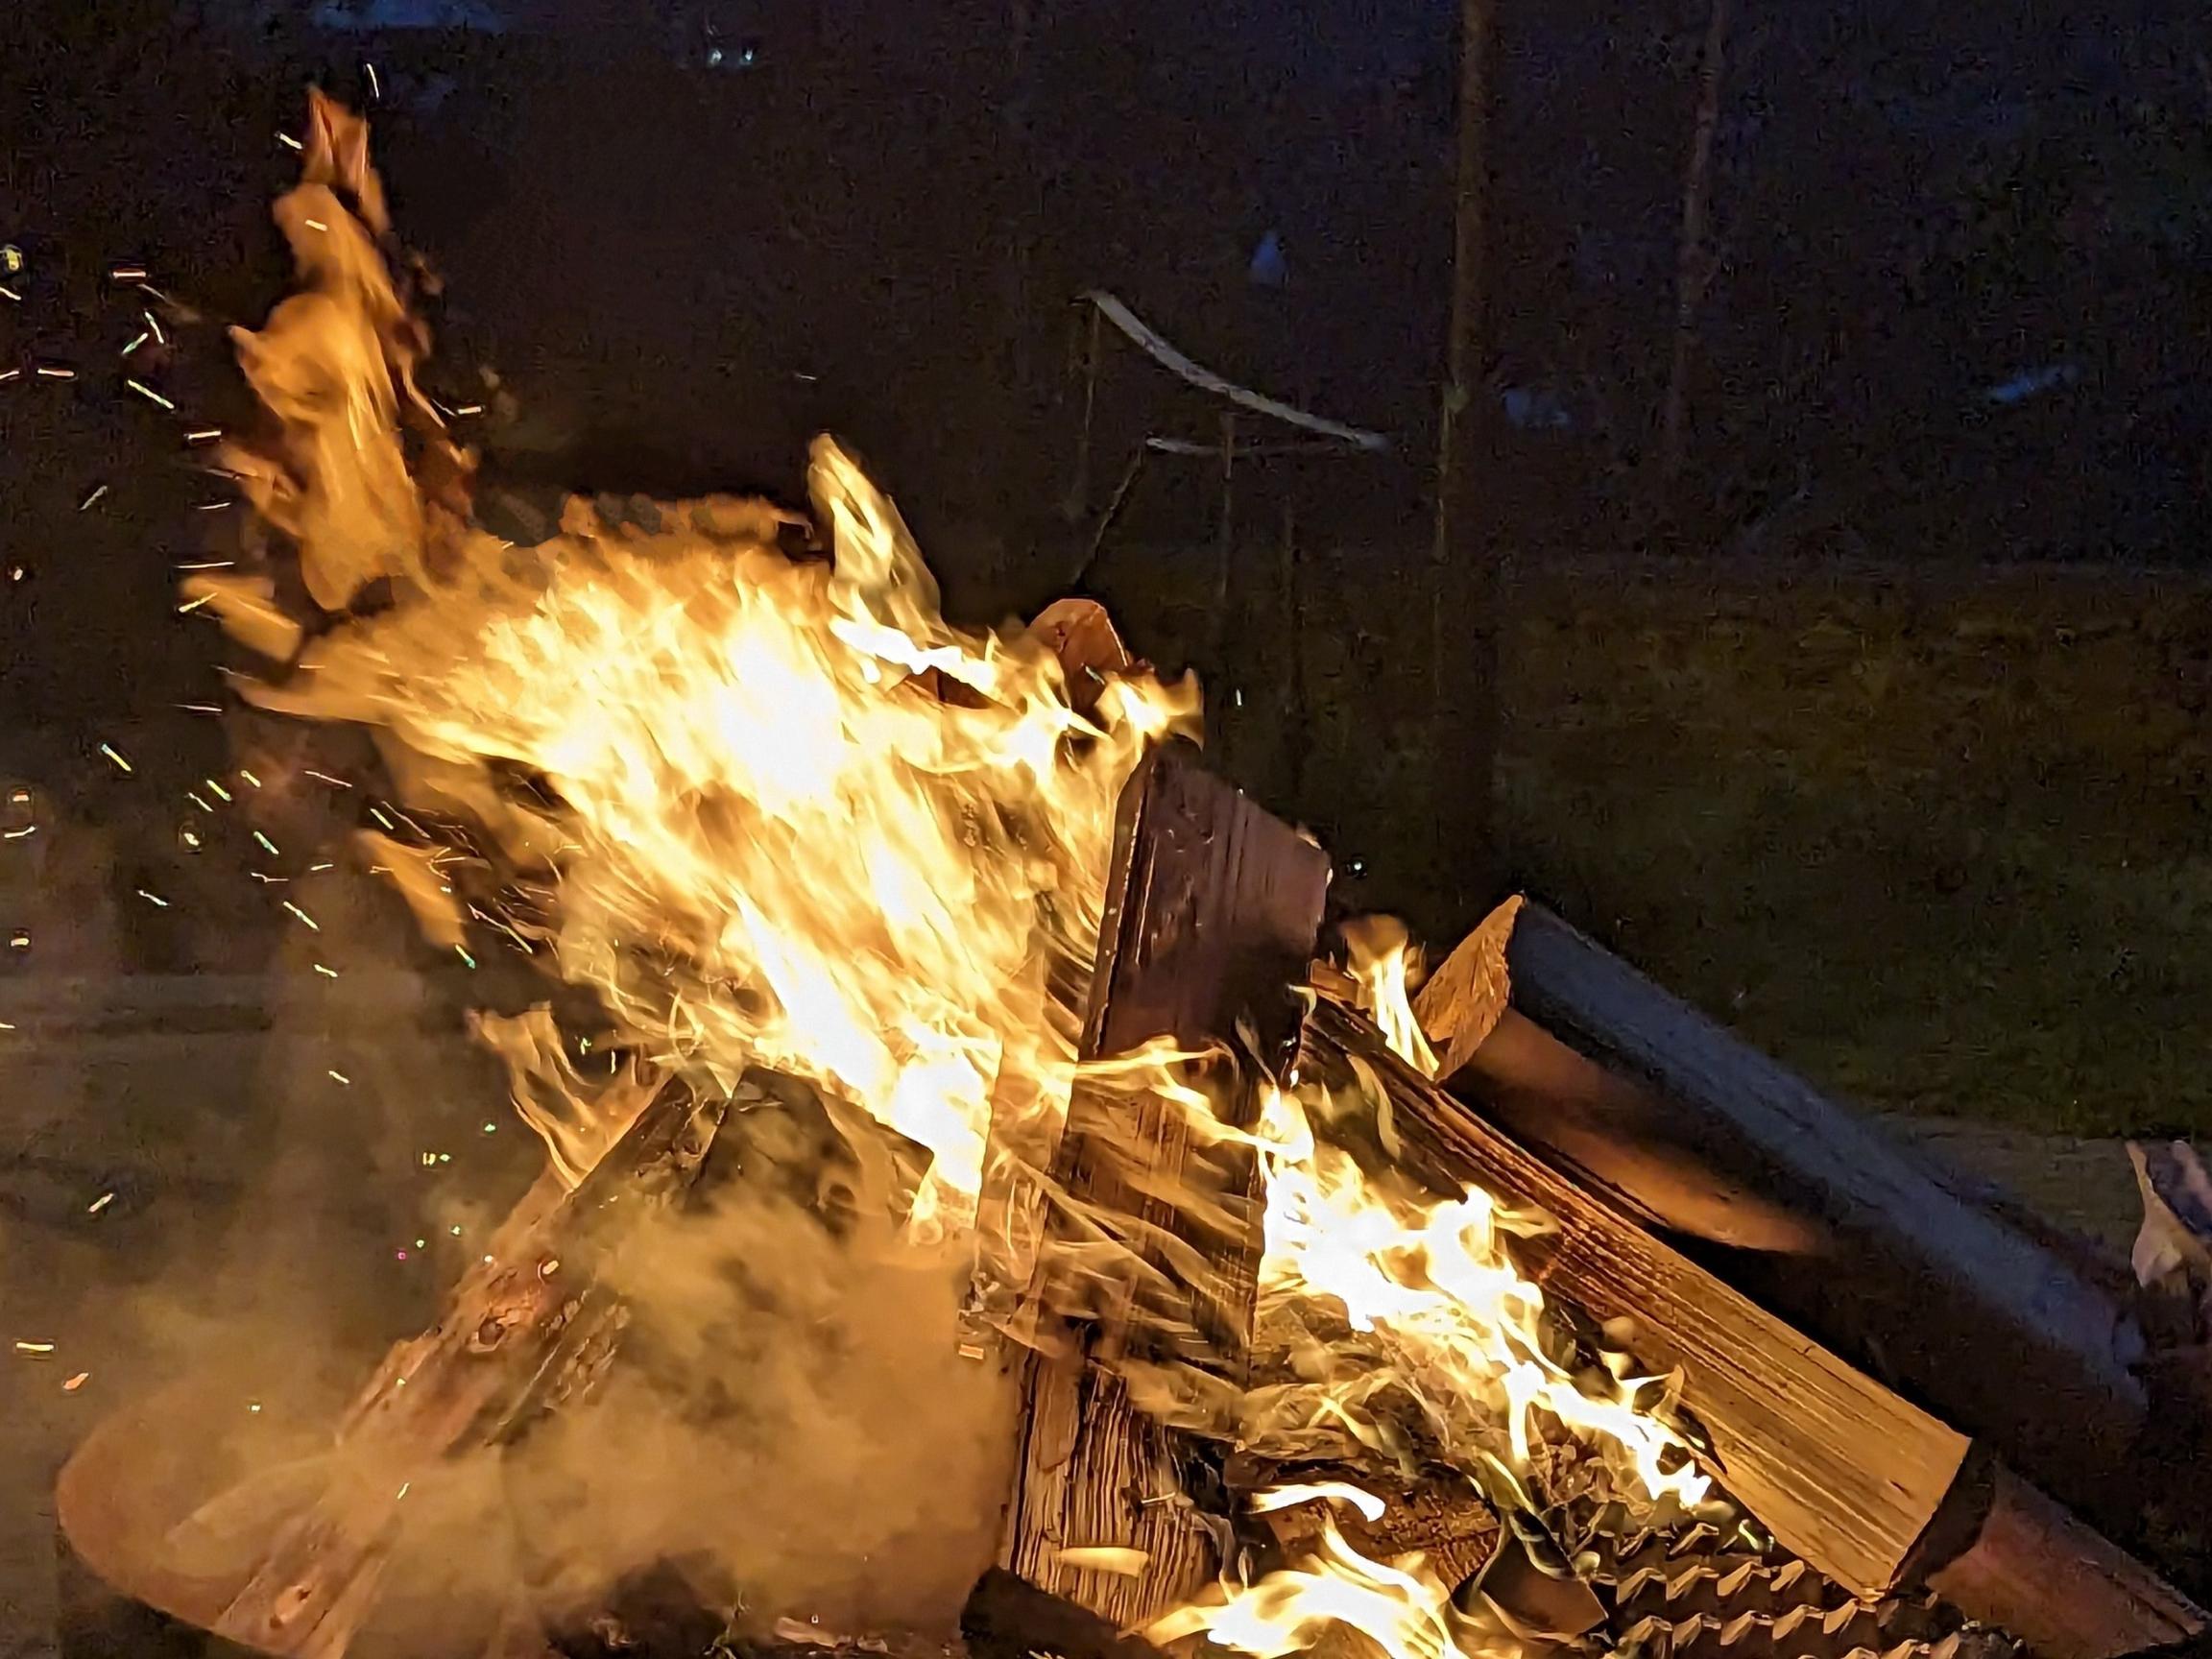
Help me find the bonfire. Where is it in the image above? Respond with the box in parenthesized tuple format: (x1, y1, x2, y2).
(50, 93, 2212, 1659)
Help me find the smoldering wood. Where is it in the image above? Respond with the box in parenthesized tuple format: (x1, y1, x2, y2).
(1001, 744, 1331, 1629)
(210, 1076, 727, 1657)
(1422, 898, 2149, 1522)
(1309, 995, 2204, 1651)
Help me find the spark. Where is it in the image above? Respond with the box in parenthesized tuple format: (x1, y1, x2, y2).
(177, 703, 222, 716)
(365, 60, 381, 100)
(276, 132, 302, 151)
(0, 370, 19, 384)
(282, 901, 321, 931)
(304, 769, 351, 789)
(177, 593, 216, 614)
(137, 889, 169, 907)
(194, 500, 234, 513)
(135, 282, 172, 304)
(369, 805, 396, 830)
(204, 779, 232, 802)
(121, 332, 149, 356)
(144, 309, 165, 345)
(188, 793, 213, 813)
(99, 743, 132, 773)
(253, 830, 280, 856)
(0, 284, 18, 303)
(303, 219, 329, 233)
(238, 769, 262, 787)
(78, 484, 108, 512)
(249, 1402, 261, 1413)
(108, 263, 148, 283)
(314, 963, 338, 977)
(184, 428, 222, 445)
(174, 560, 235, 571)
(455, 946, 477, 970)
(35, 366, 75, 380)
(87, 1192, 115, 1214)
(308, 862, 334, 873)
(62, 1372, 89, 1392)
(14, 1340, 55, 1356)
(328, 1070, 351, 1085)
(126, 378, 176, 410)
(250, 872, 287, 885)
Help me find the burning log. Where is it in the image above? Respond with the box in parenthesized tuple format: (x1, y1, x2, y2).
(207, 1075, 728, 1657)
(1304, 992, 2205, 1659)
(999, 744, 1331, 1628)
(1416, 900, 2151, 1524)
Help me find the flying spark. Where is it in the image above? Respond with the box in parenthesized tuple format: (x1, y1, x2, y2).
(99, 743, 132, 773)
(125, 378, 176, 410)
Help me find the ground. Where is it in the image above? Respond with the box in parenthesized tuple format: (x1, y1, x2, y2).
(1495, 557, 2212, 1138)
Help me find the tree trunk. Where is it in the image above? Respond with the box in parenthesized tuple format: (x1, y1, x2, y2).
(1658, 0, 1734, 487)
(1423, 0, 1500, 928)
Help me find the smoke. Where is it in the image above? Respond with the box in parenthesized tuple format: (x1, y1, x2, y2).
(490, 1090, 1022, 1642)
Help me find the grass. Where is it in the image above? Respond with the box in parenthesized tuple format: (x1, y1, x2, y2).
(1494, 561, 2212, 1138)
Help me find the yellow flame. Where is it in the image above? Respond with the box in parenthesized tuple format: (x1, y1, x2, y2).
(1152, 1519, 1511, 1659)
(202, 96, 1193, 1235)
(1344, 916, 1438, 1078)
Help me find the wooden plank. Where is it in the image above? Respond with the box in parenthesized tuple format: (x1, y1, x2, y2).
(1424, 899, 2148, 1516)
(1301, 994, 1969, 1599)
(210, 1079, 724, 1657)
(1001, 744, 1330, 1628)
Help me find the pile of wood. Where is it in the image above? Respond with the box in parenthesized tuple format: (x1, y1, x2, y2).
(161, 671, 2212, 1659)
(982, 748, 2211, 1659)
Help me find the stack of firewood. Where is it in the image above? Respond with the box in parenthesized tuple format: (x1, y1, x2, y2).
(176, 620, 2212, 1659)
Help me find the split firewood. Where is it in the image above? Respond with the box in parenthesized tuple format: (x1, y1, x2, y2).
(210, 1076, 728, 1657)
(1305, 992, 2204, 1659)
(1000, 744, 1331, 1629)
(1419, 899, 2151, 1529)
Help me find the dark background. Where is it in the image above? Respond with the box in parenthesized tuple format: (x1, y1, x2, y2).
(1, 0, 2209, 1074)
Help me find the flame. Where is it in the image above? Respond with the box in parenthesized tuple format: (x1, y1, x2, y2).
(209, 99, 1717, 1659)
(1344, 916, 1438, 1078)
(199, 96, 1192, 1236)
(1152, 1518, 1512, 1659)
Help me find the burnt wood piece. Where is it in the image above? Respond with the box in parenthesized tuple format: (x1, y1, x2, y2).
(963, 599, 1143, 1353)
(211, 1080, 726, 1658)
(1310, 997, 2202, 1649)
(1920, 1463, 2205, 1659)
(1001, 745, 1331, 1629)
(1421, 899, 2148, 1519)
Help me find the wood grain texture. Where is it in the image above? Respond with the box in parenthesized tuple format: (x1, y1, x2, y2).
(1002, 745, 1330, 1627)
(1302, 996, 1970, 1599)
(1470, 900, 2147, 1517)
